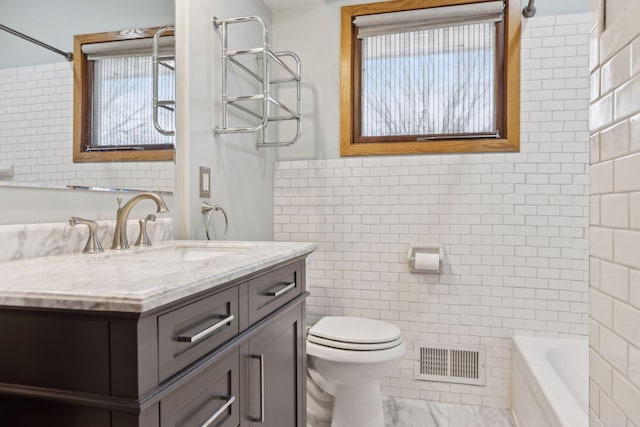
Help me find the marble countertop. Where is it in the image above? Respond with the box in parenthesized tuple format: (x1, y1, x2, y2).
(0, 240, 317, 313)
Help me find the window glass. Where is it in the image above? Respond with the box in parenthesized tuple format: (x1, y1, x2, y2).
(361, 23, 497, 138)
(91, 55, 175, 149)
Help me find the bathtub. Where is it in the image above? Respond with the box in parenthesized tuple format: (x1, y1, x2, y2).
(511, 336, 588, 427)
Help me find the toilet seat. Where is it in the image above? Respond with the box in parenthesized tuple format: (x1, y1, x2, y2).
(308, 334, 403, 351)
(308, 316, 403, 351)
(307, 339, 407, 364)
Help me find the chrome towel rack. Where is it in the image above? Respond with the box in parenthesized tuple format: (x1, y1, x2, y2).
(212, 16, 302, 149)
(202, 202, 229, 241)
(152, 26, 176, 136)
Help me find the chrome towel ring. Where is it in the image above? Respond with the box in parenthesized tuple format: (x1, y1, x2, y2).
(201, 202, 229, 240)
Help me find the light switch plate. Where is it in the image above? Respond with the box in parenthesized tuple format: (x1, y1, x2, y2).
(199, 166, 211, 198)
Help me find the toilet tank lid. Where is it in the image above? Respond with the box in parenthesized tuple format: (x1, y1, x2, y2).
(309, 316, 402, 344)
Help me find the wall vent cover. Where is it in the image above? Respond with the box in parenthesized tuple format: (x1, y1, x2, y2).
(414, 343, 485, 386)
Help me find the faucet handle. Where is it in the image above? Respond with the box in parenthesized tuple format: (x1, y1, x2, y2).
(69, 217, 104, 254)
(134, 214, 157, 247)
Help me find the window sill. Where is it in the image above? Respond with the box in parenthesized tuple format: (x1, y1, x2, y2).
(73, 149, 175, 163)
(340, 137, 519, 156)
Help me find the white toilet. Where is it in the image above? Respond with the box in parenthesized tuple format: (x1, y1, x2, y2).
(306, 316, 406, 427)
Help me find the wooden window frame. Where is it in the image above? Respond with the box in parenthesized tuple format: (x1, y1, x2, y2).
(340, 0, 520, 156)
(73, 27, 175, 163)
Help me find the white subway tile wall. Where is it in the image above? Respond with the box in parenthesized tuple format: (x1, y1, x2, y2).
(590, 1, 640, 425)
(274, 14, 590, 408)
(0, 62, 175, 192)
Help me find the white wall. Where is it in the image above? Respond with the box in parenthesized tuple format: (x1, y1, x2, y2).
(0, 184, 175, 225)
(269, 0, 590, 161)
(0, 0, 174, 68)
(0, 0, 274, 235)
(271, 2, 345, 160)
(175, 0, 275, 240)
(589, 1, 640, 425)
(274, 13, 591, 408)
(605, 0, 636, 25)
(0, 62, 175, 192)
(0, 0, 175, 226)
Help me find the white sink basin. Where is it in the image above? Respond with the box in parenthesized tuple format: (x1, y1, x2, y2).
(108, 242, 260, 263)
(156, 246, 232, 262)
(91, 242, 264, 264)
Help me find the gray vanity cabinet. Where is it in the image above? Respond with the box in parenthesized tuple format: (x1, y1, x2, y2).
(242, 303, 306, 427)
(160, 348, 240, 427)
(0, 256, 308, 427)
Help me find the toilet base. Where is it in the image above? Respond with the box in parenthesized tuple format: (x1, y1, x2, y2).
(330, 380, 384, 427)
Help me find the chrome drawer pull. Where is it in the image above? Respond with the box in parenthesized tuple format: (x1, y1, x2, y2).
(265, 281, 296, 297)
(200, 394, 236, 427)
(177, 314, 235, 343)
(250, 354, 265, 422)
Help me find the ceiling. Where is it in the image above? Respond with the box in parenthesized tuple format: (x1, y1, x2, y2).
(525, 0, 589, 16)
(263, 0, 590, 15)
(262, 0, 329, 10)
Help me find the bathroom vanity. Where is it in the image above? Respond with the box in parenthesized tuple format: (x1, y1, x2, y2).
(0, 241, 316, 427)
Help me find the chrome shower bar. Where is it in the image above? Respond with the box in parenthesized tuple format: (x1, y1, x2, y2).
(522, 0, 536, 18)
(0, 24, 73, 61)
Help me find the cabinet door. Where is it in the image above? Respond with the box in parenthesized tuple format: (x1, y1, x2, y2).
(243, 303, 306, 427)
(161, 348, 239, 427)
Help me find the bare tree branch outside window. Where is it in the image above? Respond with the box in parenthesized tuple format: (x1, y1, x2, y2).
(92, 56, 175, 148)
(361, 22, 497, 138)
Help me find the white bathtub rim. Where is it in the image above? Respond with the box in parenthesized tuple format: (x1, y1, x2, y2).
(512, 336, 588, 427)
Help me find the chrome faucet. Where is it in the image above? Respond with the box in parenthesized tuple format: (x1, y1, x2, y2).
(69, 217, 104, 254)
(112, 192, 169, 250)
(135, 214, 156, 247)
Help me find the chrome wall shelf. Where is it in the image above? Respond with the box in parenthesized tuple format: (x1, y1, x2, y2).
(212, 16, 301, 149)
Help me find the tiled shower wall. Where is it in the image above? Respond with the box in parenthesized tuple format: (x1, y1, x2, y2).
(274, 14, 590, 408)
(0, 62, 175, 192)
(589, 1, 640, 426)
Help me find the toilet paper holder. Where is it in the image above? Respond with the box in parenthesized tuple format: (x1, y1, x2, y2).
(407, 244, 442, 273)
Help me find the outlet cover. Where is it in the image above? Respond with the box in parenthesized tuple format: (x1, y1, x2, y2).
(199, 166, 211, 198)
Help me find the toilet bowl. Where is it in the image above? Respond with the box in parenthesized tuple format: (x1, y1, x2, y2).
(306, 316, 406, 427)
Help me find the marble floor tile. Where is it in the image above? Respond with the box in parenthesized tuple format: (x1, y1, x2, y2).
(382, 397, 516, 427)
(306, 375, 515, 427)
(307, 375, 332, 427)
(477, 405, 517, 427)
(383, 396, 439, 427)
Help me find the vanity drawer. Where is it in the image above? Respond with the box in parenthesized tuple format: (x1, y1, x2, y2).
(248, 261, 302, 326)
(158, 286, 239, 382)
(160, 348, 239, 427)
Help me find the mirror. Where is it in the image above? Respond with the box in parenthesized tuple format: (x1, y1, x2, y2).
(0, 0, 175, 193)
